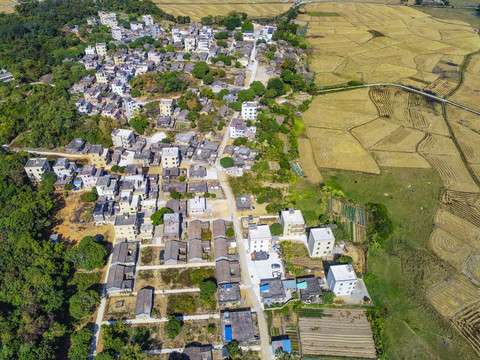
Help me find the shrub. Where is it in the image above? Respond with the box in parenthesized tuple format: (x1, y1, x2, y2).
(69, 290, 100, 320)
(165, 317, 182, 339)
(226, 228, 234, 237)
(270, 223, 283, 236)
(199, 280, 217, 302)
(321, 291, 336, 305)
(220, 157, 234, 168)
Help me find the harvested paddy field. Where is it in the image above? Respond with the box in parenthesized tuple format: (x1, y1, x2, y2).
(156, 3, 291, 21)
(298, 308, 376, 359)
(304, 3, 480, 93)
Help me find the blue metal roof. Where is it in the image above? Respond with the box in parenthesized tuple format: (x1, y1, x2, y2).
(282, 339, 292, 353)
(297, 281, 307, 289)
(225, 325, 232, 341)
(260, 284, 270, 292)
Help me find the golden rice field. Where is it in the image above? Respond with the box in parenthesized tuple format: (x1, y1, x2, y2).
(450, 53, 480, 112)
(304, 3, 480, 91)
(155, 3, 291, 21)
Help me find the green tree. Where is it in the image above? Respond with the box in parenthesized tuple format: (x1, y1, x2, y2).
(131, 89, 141, 97)
(233, 137, 248, 146)
(226, 228, 235, 237)
(220, 157, 234, 168)
(226, 340, 242, 358)
(203, 73, 214, 85)
(250, 81, 266, 96)
(150, 207, 174, 226)
(165, 317, 182, 339)
(322, 291, 336, 305)
(270, 223, 283, 236)
(267, 77, 286, 97)
(69, 290, 100, 320)
(68, 327, 93, 360)
(241, 19, 254, 31)
(67, 236, 107, 270)
(238, 89, 255, 102)
(217, 40, 228, 48)
(192, 61, 210, 78)
(81, 187, 98, 203)
(200, 280, 217, 301)
(214, 31, 229, 39)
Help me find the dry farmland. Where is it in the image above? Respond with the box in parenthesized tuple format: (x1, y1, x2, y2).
(298, 308, 376, 358)
(304, 3, 480, 89)
(155, 3, 291, 21)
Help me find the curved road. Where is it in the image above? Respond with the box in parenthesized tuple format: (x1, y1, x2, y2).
(317, 83, 480, 116)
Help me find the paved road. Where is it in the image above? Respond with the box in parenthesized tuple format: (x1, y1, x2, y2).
(136, 262, 215, 270)
(107, 288, 201, 297)
(15, 148, 89, 158)
(318, 83, 480, 116)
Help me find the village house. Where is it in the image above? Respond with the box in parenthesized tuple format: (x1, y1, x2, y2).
(307, 227, 335, 258)
(159, 98, 174, 116)
(111, 129, 136, 148)
(79, 165, 103, 189)
(163, 240, 187, 264)
(220, 308, 255, 342)
(248, 224, 272, 253)
(135, 287, 153, 319)
(189, 196, 206, 216)
(111, 241, 138, 266)
(53, 158, 76, 178)
(280, 208, 305, 236)
(241, 101, 258, 120)
(161, 147, 180, 168)
(106, 264, 134, 293)
(163, 213, 181, 241)
(114, 213, 139, 241)
(327, 264, 358, 296)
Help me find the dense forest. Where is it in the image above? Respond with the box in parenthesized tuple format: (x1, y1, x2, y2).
(0, 149, 107, 359)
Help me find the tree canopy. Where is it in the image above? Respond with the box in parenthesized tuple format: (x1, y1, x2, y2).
(67, 235, 107, 270)
(151, 207, 174, 226)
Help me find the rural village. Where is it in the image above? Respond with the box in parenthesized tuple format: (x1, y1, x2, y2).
(1, 0, 480, 359)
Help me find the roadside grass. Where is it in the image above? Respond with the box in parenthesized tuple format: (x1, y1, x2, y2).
(318, 167, 477, 359)
(307, 11, 340, 16)
(293, 117, 307, 134)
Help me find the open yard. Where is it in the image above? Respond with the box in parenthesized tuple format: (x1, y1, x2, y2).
(52, 192, 114, 247)
(134, 267, 215, 292)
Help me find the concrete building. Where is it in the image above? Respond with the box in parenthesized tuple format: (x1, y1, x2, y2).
(247, 224, 272, 253)
(307, 227, 335, 258)
(159, 99, 174, 116)
(229, 118, 247, 138)
(241, 101, 258, 120)
(327, 264, 358, 296)
(142, 14, 154, 26)
(85, 45, 96, 55)
(24, 158, 51, 183)
(111, 26, 123, 41)
(95, 176, 118, 197)
(130, 22, 143, 31)
(123, 97, 141, 119)
(114, 213, 139, 241)
(189, 196, 206, 216)
(111, 241, 138, 266)
(184, 36, 196, 52)
(53, 158, 76, 178)
(78, 165, 102, 189)
(96, 43, 107, 56)
(161, 147, 180, 168)
(280, 208, 305, 236)
(106, 265, 134, 293)
(111, 128, 136, 148)
(163, 213, 181, 241)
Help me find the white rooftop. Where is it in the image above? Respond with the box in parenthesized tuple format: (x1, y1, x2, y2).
(162, 147, 179, 156)
(189, 196, 206, 210)
(242, 101, 257, 108)
(114, 129, 134, 137)
(329, 264, 357, 282)
(281, 209, 305, 224)
(310, 227, 335, 242)
(248, 224, 272, 240)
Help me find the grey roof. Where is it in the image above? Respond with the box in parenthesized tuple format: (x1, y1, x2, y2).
(166, 199, 188, 217)
(53, 158, 69, 168)
(135, 287, 153, 317)
(188, 182, 207, 194)
(183, 345, 213, 360)
(164, 240, 187, 263)
(298, 277, 323, 299)
(260, 279, 286, 301)
(106, 265, 134, 292)
(188, 239, 203, 262)
(188, 220, 209, 241)
(114, 213, 137, 226)
(212, 219, 226, 239)
(162, 182, 187, 193)
(221, 308, 255, 342)
(189, 165, 207, 178)
(216, 259, 241, 284)
(111, 242, 138, 265)
(25, 158, 48, 168)
(218, 283, 241, 304)
(214, 238, 228, 262)
(236, 195, 252, 210)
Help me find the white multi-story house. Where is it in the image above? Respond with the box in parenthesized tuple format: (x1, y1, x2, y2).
(161, 147, 180, 168)
(114, 213, 138, 241)
(327, 264, 358, 296)
(159, 99, 174, 116)
(111, 79, 126, 95)
(111, 129, 136, 148)
(184, 37, 196, 52)
(78, 165, 102, 189)
(142, 15, 154, 26)
(95, 72, 109, 84)
(197, 36, 211, 52)
(96, 43, 107, 57)
(124, 97, 141, 119)
(98, 11, 118, 27)
(85, 45, 96, 55)
(53, 158, 76, 178)
(96, 176, 118, 197)
(149, 24, 162, 38)
(241, 101, 258, 120)
(24, 158, 51, 182)
(248, 224, 272, 253)
(280, 208, 305, 236)
(229, 119, 247, 138)
(131, 22, 143, 31)
(112, 27, 123, 41)
(307, 227, 335, 258)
